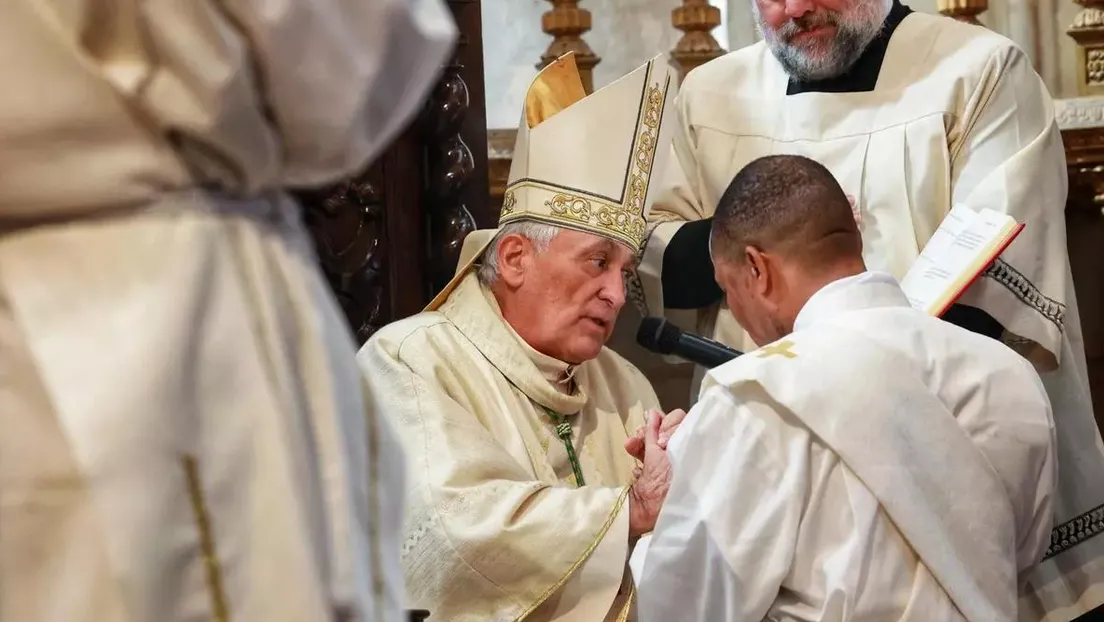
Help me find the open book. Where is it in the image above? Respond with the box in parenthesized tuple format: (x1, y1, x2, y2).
(899, 205, 1025, 317)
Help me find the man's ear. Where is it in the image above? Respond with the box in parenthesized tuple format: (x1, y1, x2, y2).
(496, 234, 531, 288)
(745, 246, 769, 293)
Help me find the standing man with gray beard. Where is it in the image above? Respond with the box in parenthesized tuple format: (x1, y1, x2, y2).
(630, 0, 1104, 619)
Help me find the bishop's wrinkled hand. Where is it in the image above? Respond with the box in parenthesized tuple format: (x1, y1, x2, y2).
(624, 408, 686, 463)
(628, 411, 672, 538)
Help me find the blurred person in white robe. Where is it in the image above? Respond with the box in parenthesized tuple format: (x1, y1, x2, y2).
(633, 155, 1057, 622)
(357, 53, 683, 621)
(631, 1, 1104, 617)
(0, 1, 455, 621)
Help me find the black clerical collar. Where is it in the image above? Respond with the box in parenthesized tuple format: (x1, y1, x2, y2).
(786, 0, 913, 95)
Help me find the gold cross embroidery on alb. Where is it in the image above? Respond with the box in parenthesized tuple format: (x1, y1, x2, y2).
(756, 340, 798, 359)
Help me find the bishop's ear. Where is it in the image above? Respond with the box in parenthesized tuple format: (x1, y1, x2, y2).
(495, 233, 532, 288)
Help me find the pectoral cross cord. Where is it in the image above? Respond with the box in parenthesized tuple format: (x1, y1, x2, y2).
(543, 408, 586, 487)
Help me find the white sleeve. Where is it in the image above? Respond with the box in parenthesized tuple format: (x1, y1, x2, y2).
(218, 0, 457, 186)
(949, 44, 1070, 370)
(635, 386, 806, 622)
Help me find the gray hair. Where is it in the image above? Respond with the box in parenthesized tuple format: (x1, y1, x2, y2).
(477, 220, 562, 285)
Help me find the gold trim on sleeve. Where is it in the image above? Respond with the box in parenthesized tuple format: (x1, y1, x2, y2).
(515, 485, 634, 621)
(616, 583, 637, 622)
(364, 379, 387, 622)
(182, 455, 232, 622)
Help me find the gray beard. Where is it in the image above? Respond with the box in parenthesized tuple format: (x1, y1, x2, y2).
(773, 27, 874, 81)
(756, 1, 888, 82)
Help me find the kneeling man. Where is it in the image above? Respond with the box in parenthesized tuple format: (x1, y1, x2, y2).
(636, 155, 1057, 621)
(358, 53, 679, 621)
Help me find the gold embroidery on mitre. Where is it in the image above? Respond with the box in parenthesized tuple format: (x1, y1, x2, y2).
(756, 340, 798, 359)
(625, 83, 664, 214)
(502, 190, 517, 215)
(546, 193, 594, 223)
(501, 69, 669, 251)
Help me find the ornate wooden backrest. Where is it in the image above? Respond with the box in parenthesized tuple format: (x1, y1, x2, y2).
(1056, 98, 1104, 431)
(297, 0, 492, 346)
(1058, 3, 1104, 432)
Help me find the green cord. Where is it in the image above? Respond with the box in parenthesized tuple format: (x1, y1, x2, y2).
(543, 408, 586, 487)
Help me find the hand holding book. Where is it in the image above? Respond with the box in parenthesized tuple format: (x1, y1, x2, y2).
(899, 205, 1025, 317)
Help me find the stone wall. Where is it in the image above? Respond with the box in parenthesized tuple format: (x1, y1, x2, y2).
(481, 0, 698, 129)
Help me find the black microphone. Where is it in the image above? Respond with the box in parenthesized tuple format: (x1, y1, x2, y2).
(636, 316, 743, 368)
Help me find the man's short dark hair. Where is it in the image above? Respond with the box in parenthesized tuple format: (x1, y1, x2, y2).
(710, 155, 861, 270)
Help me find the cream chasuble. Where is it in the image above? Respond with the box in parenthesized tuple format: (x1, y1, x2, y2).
(633, 9, 1104, 618)
(368, 49, 674, 622)
(0, 1, 455, 621)
(636, 272, 1057, 622)
(358, 273, 656, 621)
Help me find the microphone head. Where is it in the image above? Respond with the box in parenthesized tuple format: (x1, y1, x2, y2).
(636, 316, 681, 354)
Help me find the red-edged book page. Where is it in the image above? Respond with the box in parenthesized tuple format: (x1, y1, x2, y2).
(899, 205, 1025, 317)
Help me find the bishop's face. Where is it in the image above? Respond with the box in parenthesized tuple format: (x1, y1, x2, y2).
(752, 0, 888, 82)
(498, 229, 635, 364)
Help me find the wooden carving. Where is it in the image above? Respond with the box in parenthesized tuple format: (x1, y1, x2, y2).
(298, 173, 388, 344)
(1056, 98, 1104, 434)
(1069, 0, 1104, 96)
(539, 0, 601, 93)
(671, 0, 725, 82)
(301, 0, 490, 338)
(424, 19, 479, 295)
(488, 128, 516, 211)
(935, 0, 988, 24)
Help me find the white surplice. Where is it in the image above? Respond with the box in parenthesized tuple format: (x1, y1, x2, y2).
(633, 11, 1104, 618)
(0, 1, 455, 621)
(634, 272, 1057, 622)
(358, 274, 657, 621)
